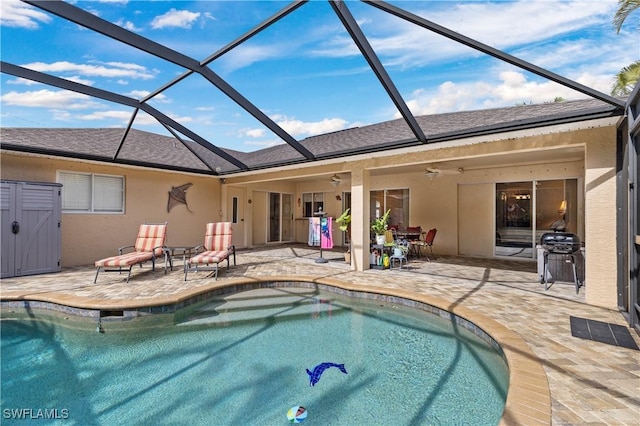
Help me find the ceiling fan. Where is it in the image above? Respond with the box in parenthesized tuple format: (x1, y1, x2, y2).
(330, 174, 342, 187)
(424, 165, 464, 178)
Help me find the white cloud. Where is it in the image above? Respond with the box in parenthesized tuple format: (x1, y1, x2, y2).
(0, 0, 51, 29)
(22, 61, 156, 80)
(126, 90, 170, 103)
(268, 115, 349, 138)
(245, 129, 266, 138)
(243, 115, 350, 141)
(65, 76, 95, 86)
(397, 70, 601, 117)
(115, 19, 142, 32)
(6, 77, 40, 86)
(78, 110, 139, 121)
(313, 0, 618, 70)
(75, 110, 190, 126)
(1, 89, 103, 110)
(218, 44, 284, 71)
(151, 9, 200, 29)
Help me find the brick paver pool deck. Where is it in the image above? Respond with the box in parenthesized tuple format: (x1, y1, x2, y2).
(2, 245, 639, 425)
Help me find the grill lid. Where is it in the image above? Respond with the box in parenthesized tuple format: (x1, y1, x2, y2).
(540, 232, 581, 253)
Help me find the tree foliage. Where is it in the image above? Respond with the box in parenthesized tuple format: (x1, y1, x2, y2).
(614, 0, 640, 33)
(612, 60, 640, 96)
(612, 1, 640, 95)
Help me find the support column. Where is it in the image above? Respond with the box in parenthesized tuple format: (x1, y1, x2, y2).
(585, 129, 618, 308)
(350, 166, 370, 271)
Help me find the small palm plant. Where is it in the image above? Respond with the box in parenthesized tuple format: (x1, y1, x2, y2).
(371, 209, 391, 236)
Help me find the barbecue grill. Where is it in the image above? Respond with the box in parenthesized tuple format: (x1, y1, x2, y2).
(541, 232, 581, 254)
(540, 232, 583, 294)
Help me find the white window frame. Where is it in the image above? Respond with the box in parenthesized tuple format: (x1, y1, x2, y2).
(57, 171, 125, 214)
(302, 192, 324, 218)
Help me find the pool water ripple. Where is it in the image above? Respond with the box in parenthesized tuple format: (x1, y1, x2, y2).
(1, 287, 508, 425)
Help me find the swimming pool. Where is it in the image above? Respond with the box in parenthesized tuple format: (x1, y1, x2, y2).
(1, 285, 509, 425)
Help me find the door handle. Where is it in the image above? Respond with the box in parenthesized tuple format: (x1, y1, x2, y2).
(12, 221, 19, 234)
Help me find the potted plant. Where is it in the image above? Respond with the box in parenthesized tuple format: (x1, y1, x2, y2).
(336, 208, 351, 263)
(392, 243, 409, 258)
(371, 209, 390, 245)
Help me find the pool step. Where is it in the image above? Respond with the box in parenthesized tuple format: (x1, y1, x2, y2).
(178, 288, 343, 326)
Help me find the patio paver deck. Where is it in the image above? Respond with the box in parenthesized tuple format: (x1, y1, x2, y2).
(2, 245, 639, 425)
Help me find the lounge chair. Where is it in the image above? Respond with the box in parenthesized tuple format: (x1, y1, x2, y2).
(94, 222, 167, 283)
(185, 222, 236, 281)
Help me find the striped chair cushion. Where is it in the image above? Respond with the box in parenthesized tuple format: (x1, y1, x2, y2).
(203, 222, 232, 252)
(134, 223, 167, 255)
(95, 252, 154, 268)
(189, 250, 229, 265)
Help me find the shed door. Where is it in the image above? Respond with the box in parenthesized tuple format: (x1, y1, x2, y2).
(1, 183, 17, 278)
(0, 181, 61, 278)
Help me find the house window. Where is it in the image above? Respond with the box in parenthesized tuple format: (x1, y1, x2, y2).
(302, 192, 324, 217)
(58, 171, 124, 213)
(370, 189, 410, 228)
(231, 196, 239, 223)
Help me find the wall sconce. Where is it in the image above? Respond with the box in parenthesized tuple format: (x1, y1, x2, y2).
(248, 199, 252, 204)
(297, 198, 301, 207)
(220, 178, 226, 184)
(336, 195, 342, 201)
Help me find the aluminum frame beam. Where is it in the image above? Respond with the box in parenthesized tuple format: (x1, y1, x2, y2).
(364, 0, 625, 109)
(23, 0, 315, 161)
(0, 61, 247, 171)
(144, 1, 306, 102)
(330, 0, 427, 143)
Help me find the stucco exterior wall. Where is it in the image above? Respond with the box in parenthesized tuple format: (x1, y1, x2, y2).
(458, 183, 495, 257)
(1, 153, 220, 267)
(584, 128, 618, 308)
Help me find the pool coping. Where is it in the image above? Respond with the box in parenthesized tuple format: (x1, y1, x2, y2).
(1, 274, 551, 425)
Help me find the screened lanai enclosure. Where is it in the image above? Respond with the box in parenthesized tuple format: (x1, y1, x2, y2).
(1, 1, 638, 333)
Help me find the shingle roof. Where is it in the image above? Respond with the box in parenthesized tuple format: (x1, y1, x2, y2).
(0, 98, 623, 175)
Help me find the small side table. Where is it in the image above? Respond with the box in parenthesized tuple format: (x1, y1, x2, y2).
(163, 246, 196, 273)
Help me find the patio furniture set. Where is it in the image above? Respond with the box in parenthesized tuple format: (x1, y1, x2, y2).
(94, 222, 236, 283)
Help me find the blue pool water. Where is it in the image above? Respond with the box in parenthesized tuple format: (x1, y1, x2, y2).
(1, 287, 508, 425)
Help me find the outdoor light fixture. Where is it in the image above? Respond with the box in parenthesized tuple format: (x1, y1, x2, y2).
(558, 200, 567, 214)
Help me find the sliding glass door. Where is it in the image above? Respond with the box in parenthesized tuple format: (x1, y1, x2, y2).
(495, 179, 579, 259)
(495, 182, 534, 258)
(268, 192, 294, 243)
(370, 189, 410, 228)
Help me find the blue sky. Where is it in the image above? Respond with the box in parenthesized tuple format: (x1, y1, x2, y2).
(1, 0, 637, 152)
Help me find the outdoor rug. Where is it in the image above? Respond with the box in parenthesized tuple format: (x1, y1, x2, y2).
(570, 316, 639, 350)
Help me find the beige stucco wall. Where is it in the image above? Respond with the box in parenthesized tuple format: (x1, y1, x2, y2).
(458, 183, 494, 257)
(584, 127, 618, 308)
(1, 153, 221, 267)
